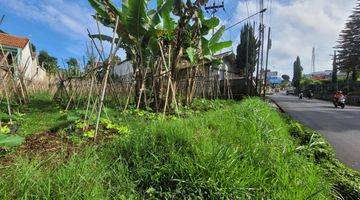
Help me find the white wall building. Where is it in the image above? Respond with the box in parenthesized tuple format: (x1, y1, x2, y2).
(0, 33, 47, 83)
(112, 60, 133, 81)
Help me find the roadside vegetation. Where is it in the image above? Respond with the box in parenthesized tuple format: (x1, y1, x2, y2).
(1, 0, 360, 199)
(1, 98, 336, 199)
(287, 118, 360, 199)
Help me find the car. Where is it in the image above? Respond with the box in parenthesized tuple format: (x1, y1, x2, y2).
(286, 89, 295, 95)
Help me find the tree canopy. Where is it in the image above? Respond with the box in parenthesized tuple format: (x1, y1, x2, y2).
(332, 51, 338, 83)
(281, 74, 290, 82)
(88, 0, 232, 106)
(67, 58, 80, 76)
(335, 1, 360, 81)
(236, 23, 259, 77)
(292, 56, 303, 90)
(38, 50, 58, 73)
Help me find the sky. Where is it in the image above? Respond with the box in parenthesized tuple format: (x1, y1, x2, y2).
(0, 0, 356, 76)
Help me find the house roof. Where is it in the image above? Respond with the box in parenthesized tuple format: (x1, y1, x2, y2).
(0, 33, 29, 49)
(213, 51, 233, 59)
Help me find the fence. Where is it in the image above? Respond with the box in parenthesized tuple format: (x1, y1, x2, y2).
(305, 81, 360, 106)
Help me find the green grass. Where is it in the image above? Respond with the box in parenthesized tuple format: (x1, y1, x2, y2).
(287, 119, 360, 199)
(0, 92, 67, 136)
(0, 98, 332, 199)
(17, 93, 67, 136)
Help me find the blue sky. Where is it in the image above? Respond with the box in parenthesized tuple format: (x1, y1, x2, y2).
(0, 0, 356, 75)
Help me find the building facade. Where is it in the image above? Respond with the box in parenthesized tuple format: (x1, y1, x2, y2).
(0, 33, 47, 82)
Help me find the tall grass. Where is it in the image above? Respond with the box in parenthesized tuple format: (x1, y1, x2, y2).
(0, 98, 332, 199)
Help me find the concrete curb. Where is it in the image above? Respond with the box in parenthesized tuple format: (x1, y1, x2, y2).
(270, 99, 285, 113)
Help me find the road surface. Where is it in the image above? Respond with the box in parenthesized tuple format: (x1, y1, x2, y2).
(271, 93, 360, 170)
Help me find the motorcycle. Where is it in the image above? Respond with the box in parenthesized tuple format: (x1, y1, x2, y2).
(307, 92, 313, 100)
(299, 92, 303, 99)
(333, 96, 346, 109)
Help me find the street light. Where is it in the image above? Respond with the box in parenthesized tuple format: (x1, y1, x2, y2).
(225, 8, 267, 31)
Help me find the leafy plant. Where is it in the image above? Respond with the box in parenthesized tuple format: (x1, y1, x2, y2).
(0, 134, 24, 147)
(84, 130, 95, 138)
(0, 126, 11, 135)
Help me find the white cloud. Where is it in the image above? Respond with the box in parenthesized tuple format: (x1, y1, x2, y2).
(224, 0, 356, 77)
(0, 0, 97, 39)
(0, 0, 118, 59)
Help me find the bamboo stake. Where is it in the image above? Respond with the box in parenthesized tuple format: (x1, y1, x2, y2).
(94, 16, 120, 140)
(1, 74, 12, 124)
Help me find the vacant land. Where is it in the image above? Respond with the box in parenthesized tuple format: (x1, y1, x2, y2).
(1, 97, 342, 199)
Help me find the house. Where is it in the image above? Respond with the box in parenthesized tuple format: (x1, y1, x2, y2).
(268, 76, 283, 85)
(112, 60, 133, 81)
(210, 51, 240, 80)
(0, 33, 47, 83)
(303, 70, 332, 80)
(260, 69, 283, 85)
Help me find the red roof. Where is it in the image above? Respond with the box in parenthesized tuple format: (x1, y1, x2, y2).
(0, 33, 29, 49)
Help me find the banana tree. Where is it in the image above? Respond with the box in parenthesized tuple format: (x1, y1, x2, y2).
(88, 0, 231, 110)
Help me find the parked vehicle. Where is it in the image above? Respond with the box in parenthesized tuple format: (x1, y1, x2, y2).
(286, 88, 295, 95)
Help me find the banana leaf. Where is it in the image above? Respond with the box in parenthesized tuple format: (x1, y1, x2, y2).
(0, 134, 24, 147)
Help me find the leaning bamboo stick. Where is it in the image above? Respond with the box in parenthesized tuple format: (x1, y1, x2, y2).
(94, 16, 120, 140)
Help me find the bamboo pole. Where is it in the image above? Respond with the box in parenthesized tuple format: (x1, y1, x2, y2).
(94, 16, 120, 140)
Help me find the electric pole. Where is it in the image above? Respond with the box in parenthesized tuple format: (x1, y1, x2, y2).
(263, 27, 271, 99)
(255, 0, 265, 96)
(205, 0, 225, 34)
(205, 0, 225, 17)
(311, 47, 315, 73)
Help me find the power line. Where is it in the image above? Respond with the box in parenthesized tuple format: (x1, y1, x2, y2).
(225, 8, 267, 31)
(205, 0, 225, 17)
(0, 15, 5, 26)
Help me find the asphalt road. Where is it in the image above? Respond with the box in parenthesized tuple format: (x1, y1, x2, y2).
(271, 93, 360, 170)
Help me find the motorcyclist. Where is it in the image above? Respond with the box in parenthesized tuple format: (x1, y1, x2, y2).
(333, 90, 344, 103)
(299, 90, 304, 99)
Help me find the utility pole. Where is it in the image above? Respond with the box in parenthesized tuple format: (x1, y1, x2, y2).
(311, 47, 315, 73)
(205, 0, 225, 17)
(205, 0, 225, 34)
(255, 0, 265, 96)
(259, 0, 265, 96)
(263, 27, 271, 99)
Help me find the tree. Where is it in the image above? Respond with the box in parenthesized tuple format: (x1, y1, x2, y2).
(236, 23, 259, 76)
(38, 50, 58, 73)
(31, 43, 36, 52)
(281, 74, 290, 82)
(332, 51, 338, 83)
(336, 2, 360, 81)
(67, 58, 80, 76)
(236, 23, 259, 95)
(292, 56, 303, 91)
(88, 0, 231, 106)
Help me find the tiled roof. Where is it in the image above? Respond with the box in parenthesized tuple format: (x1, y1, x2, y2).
(0, 33, 29, 49)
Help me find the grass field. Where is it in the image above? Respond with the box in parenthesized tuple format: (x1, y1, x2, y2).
(0, 98, 335, 199)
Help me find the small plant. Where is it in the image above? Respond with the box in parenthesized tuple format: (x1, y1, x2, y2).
(115, 125, 131, 137)
(75, 120, 89, 130)
(84, 130, 95, 138)
(0, 126, 11, 134)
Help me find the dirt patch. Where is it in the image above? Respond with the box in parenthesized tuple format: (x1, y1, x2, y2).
(18, 132, 73, 155)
